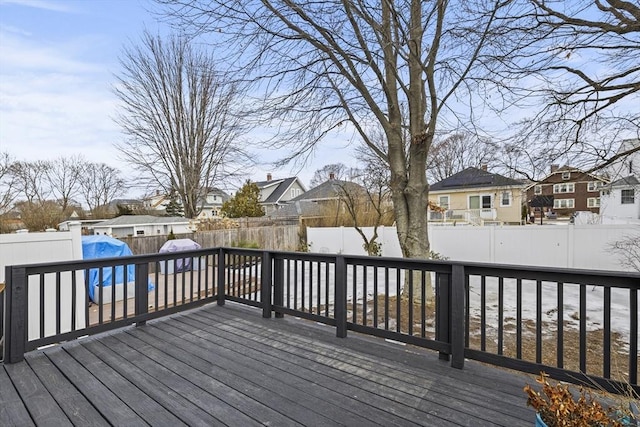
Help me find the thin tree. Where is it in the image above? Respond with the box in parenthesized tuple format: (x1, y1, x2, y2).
(114, 31, 249, 219)
(46, 155, 84, 212)
(78, 162, 126, 217)
(427, 133, 500, 182)
(156, 1, 518, 289)
(309, 163, 349, 188)
(0, 152, 17, 215)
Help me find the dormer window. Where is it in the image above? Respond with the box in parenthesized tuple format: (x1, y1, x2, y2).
(562, 171, 571, 180)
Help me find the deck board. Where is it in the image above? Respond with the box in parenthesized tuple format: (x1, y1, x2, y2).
(2, 302, 536, 426)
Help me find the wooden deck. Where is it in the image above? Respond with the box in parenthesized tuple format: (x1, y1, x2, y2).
(1, 302, 537, 426)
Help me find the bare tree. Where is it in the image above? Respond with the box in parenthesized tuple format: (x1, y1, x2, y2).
(502, 0, 640, 180)
(46, 155, 84, 212)
(427, 133, 500, 182)
(0, 152, 17, 215)
(10, 160, 52, 204)
(309, 163, 349, 188)
(114, 31, 250, 219)
(609, 234, 640, 272)
(78, 163, 126, 216)
(338, 158, 394, 256)
(156, 0, 518, 282)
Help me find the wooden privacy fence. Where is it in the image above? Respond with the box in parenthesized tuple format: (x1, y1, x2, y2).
(3, 247, 638, 396)
(119, 225, 300, 255)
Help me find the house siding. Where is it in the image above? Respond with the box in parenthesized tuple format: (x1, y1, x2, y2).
(526, 170, 605, 217)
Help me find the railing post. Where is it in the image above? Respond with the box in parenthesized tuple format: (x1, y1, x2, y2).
(5, 266, 27, 363)
(435, 272, 451, 361)
(450, 264, 466, 369)
(335, 256, 347, 338)
(217, 249, 226, 306)
(261, 251, 272, 318)
(273, 257, 284, 318)
(135, 263, 149, 326)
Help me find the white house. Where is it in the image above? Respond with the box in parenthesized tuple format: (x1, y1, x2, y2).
(196, 187, 230, 220)
(92, 215, 193, 237)
(600, 176, 640, 223)
(605, 138, 640, 181)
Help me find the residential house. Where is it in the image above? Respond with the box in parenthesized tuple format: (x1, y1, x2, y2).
(255, 174, 307, 215)
(103, 198, 144, 214)
(604, 138, 640, 181)
(142, 191, 168, 213)
(270, 174, 366, 218)
(91, 215, 193, 238)
(525, 165, 609, 219)
(196, 187, 231, 220)
(428, 166, 526, 225)
(600, 176, 640, 223)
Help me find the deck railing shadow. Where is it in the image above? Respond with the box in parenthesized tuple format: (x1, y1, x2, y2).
(2, 247, 638, 396)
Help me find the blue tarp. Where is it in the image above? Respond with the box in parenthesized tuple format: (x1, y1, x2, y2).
(82, 235, 153, 302)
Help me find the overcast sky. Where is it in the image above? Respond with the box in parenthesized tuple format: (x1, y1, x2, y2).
(0, 0, 358, 195)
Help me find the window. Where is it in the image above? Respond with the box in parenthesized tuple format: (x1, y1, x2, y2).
(500, 191, 511, 207)
(587, 197, 600, 208)
(136, 230, 145, 235)
(534, 185, 542, 195)
(621, 189, 635, 204)
(553, 199, 574, 209)
(438, 195, 449, 209)
(562, 171, 571, 180)
(469, 195, 491, 209)
(553, 183, 575, 194)
(587, 182, 601, 192)
(291, 188, 301, 198)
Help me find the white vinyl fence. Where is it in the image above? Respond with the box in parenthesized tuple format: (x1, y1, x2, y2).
(307, 224, 636, 271)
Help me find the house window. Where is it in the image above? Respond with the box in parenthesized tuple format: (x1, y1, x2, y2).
(291, 188, 301, 198)
(553, 183, 575, 194)
(587, 197, 600, 208)
(534, 185, 542, 195)
(438, 195, 449, 209)
(500, 191, 511, 207)
(621, 189, 635, 204)
(469, 195, 491, 209)
(587, 182, 601, 192)
(553, 198, 575, 209)
(562, 171, 571, 180)
(136, 230, 145, 235)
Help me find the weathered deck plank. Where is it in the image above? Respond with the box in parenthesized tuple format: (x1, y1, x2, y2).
(1, 302, 536, 426)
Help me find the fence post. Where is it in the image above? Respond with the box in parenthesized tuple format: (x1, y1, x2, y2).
(435, 272, 451, 361)
(261, 251, 272, 318)
(335, 256, 347, 338)
(450, 264, 465, 369)
(135, 263, 149, 326)
(273, 257, 284, 318)
(217, 249, 226, 306)
(4, 266, 27, 363)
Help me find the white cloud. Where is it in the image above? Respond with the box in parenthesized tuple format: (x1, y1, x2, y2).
(0, 0, 77, 13)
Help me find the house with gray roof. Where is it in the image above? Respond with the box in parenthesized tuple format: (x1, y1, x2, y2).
(270, 177, 367, 218)
(428, 166, 527, 225)
(255, 174, 307, 215)
(91, 215, 193, 238)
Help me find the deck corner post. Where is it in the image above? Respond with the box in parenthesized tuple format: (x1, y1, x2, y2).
(335, 255, 348, 338)
(5, 266, 27, 363)
(217, 248, 226, 306)
(450, 264, 466, 369)
(435, 272, 451, 361)
(273, 257, 284, 318)
(261, 251, 273, 318)
(135, 262, 149, 326)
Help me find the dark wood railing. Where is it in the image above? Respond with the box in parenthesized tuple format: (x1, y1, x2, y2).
(2, 248, 638, 396)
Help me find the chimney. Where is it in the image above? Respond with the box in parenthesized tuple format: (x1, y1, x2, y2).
(329, 172, 335, 180)
(267, 173, 272, 181)
(480, 164, 487, 172)
(550, 164, 559, 173)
